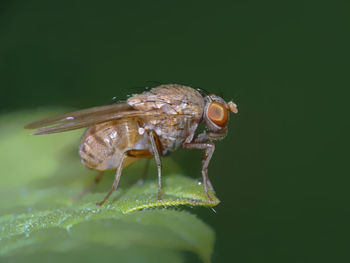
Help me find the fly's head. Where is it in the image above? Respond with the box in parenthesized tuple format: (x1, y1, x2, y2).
(203, 94, 238, 140)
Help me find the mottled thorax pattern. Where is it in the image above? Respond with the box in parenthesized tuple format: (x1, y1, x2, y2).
(127, 84, 205, 120)
(127, 84, 205, 154)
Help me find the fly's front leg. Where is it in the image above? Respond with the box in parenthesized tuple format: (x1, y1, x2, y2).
(183, 140, 215, 200)
(148, 130, 163, 200)
(185, 131, 215, 192)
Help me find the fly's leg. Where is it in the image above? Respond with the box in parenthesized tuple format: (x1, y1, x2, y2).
(207, 178, 215, 193)
(96, 153, 126, 206)
(182, 142, 215, 200)
(148, 130, 162, 200)
(71, 171, 104, 201)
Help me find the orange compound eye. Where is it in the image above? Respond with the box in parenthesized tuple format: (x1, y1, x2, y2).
(207, 102, 228, 127)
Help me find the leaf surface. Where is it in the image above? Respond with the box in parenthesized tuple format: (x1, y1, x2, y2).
(0, 110, 219, 262)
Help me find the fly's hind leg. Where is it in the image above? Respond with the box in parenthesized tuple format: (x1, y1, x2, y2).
(96, 153, 126, 206)
(71, 171, 105, 201)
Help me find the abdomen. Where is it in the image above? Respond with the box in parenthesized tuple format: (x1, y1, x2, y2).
(79, 120, 142, 171)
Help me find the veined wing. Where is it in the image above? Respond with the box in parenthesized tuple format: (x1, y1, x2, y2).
(25, 103, 193, 135)
(25, 103, 138, 135)
(25, 104, 133, 129)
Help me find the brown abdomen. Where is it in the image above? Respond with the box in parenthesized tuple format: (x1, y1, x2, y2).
(79, 119, 144, 171)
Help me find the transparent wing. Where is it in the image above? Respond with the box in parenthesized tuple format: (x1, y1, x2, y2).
(25, 103, 194, 135)
(25, 103, 140, 135)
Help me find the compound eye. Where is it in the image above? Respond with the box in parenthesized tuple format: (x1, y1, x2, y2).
(207, 102, 228, 127)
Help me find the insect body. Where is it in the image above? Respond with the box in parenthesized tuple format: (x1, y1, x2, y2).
(25, 84, 238, 205)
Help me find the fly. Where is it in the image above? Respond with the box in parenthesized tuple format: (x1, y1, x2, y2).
(25, 84, 238, 206)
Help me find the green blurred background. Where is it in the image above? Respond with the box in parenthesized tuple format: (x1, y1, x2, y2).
(1, 0, 348, 262)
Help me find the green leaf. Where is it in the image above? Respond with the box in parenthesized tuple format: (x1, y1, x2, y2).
(0, 109, 219, 263)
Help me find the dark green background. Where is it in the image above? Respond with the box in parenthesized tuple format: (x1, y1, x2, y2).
(1, 1, 349, 262)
